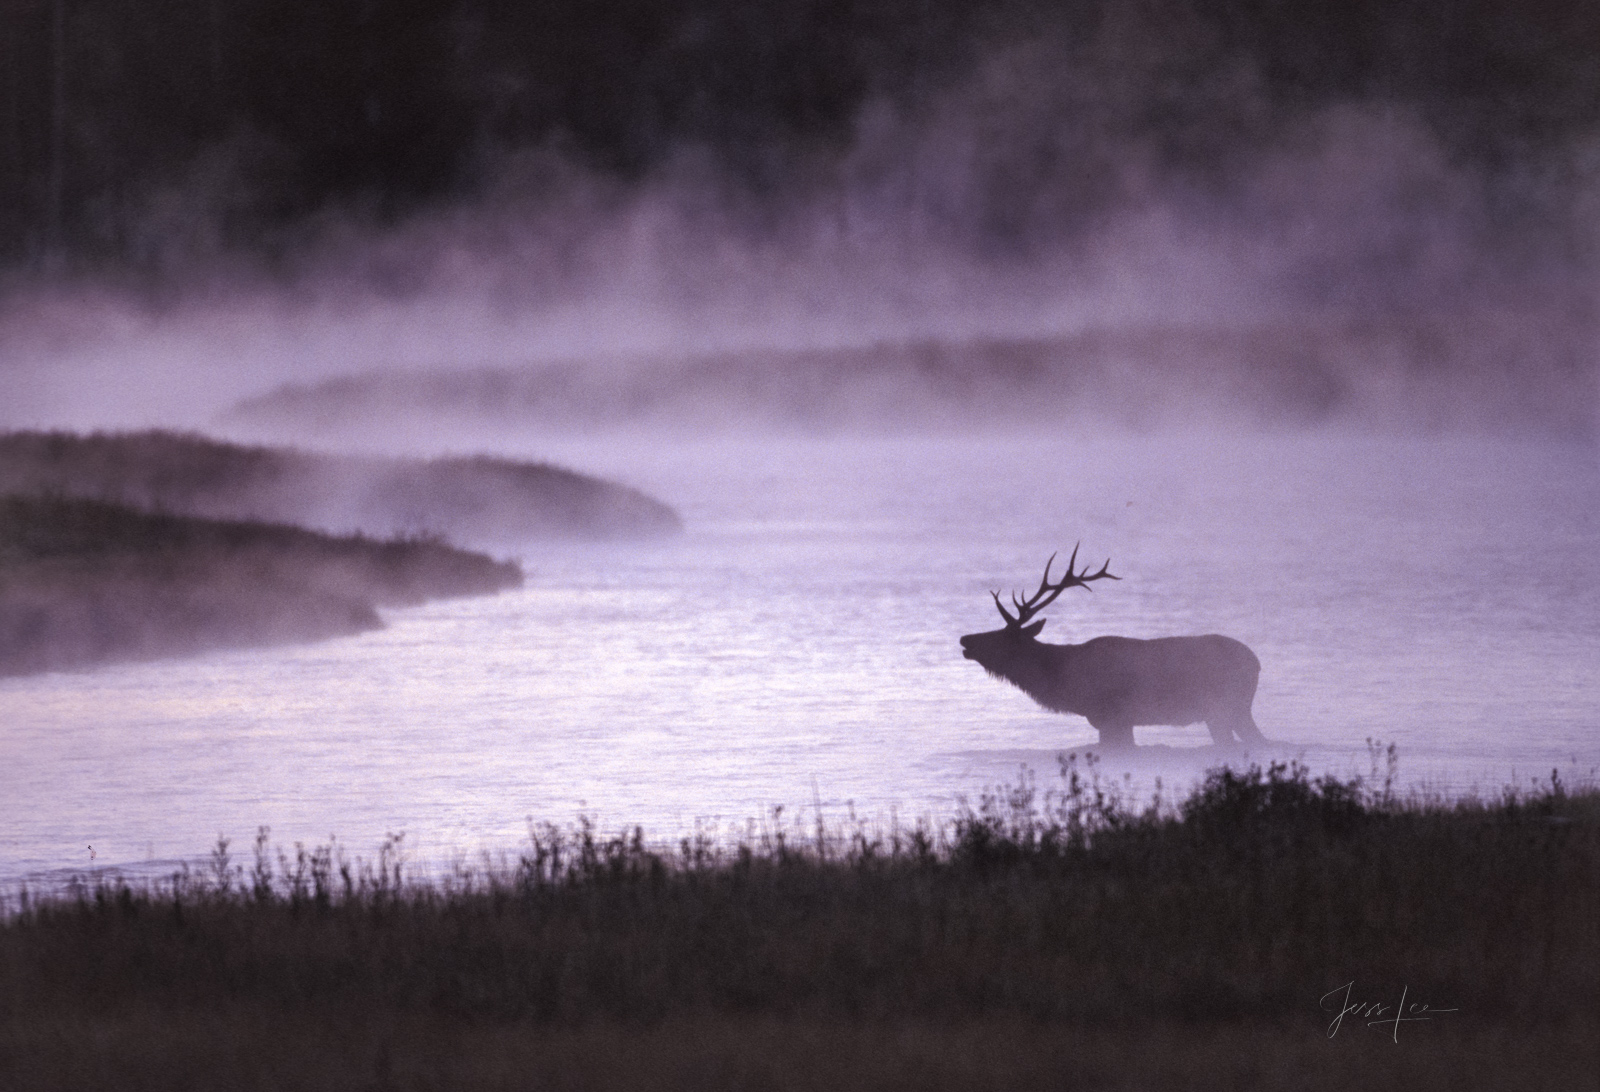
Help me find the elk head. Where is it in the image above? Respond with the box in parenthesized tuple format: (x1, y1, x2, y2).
(959, 546, 1119, 671)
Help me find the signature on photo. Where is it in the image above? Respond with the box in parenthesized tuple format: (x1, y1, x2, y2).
(1320, 981, 1459, 1042)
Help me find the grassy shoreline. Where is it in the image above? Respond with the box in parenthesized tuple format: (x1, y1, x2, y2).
(0, 493, 521, 675)
(3, 759, 1594, 1090)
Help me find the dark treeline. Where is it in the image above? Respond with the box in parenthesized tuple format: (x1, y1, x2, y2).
(1, 0, 1594, 277)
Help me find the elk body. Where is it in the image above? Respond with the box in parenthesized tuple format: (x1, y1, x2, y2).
(959, 549, 1265, 749)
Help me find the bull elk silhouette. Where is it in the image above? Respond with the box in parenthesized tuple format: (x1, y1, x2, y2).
(959, 548, 1265, 749)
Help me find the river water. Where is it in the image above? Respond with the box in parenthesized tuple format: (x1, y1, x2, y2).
(2, 430, 1596, 889)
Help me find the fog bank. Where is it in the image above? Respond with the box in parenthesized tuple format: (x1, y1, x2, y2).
(0, 1, 1593, 438)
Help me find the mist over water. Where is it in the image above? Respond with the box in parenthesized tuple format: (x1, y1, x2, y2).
(0, 0, 1595, 886)
(3, 431, 1595, 887)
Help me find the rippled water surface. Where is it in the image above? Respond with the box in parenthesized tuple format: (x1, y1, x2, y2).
(4, 432, 1597, 887)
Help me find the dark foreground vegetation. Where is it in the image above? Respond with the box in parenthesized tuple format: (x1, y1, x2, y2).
(0, 494, 520, 675)
(3, 758, 1594, 1090)
(0, 430, 683, 544)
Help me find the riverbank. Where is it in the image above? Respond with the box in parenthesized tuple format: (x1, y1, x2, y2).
(0, 429, 682, 544)
(0, 494, 521, 675)
(3, 761, 1593, 1090)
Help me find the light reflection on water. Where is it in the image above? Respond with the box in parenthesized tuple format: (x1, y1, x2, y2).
(3, 433, 1597, 888)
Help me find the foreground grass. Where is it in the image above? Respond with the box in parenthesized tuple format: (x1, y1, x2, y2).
(2, 759, 1595, 1090)
(0, 494, 521, 674)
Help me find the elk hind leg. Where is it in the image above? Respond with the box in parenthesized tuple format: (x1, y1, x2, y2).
(1089, 719, 1135, 750)
(1218, 708, 1267, 745)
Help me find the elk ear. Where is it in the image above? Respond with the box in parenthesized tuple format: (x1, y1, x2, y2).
(1022, 620, 1045, 638)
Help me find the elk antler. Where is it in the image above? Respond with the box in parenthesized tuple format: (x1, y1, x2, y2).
(992, 544, 1120, 628)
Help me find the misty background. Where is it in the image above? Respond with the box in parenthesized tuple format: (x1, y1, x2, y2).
(0, 0, 1593, 439)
